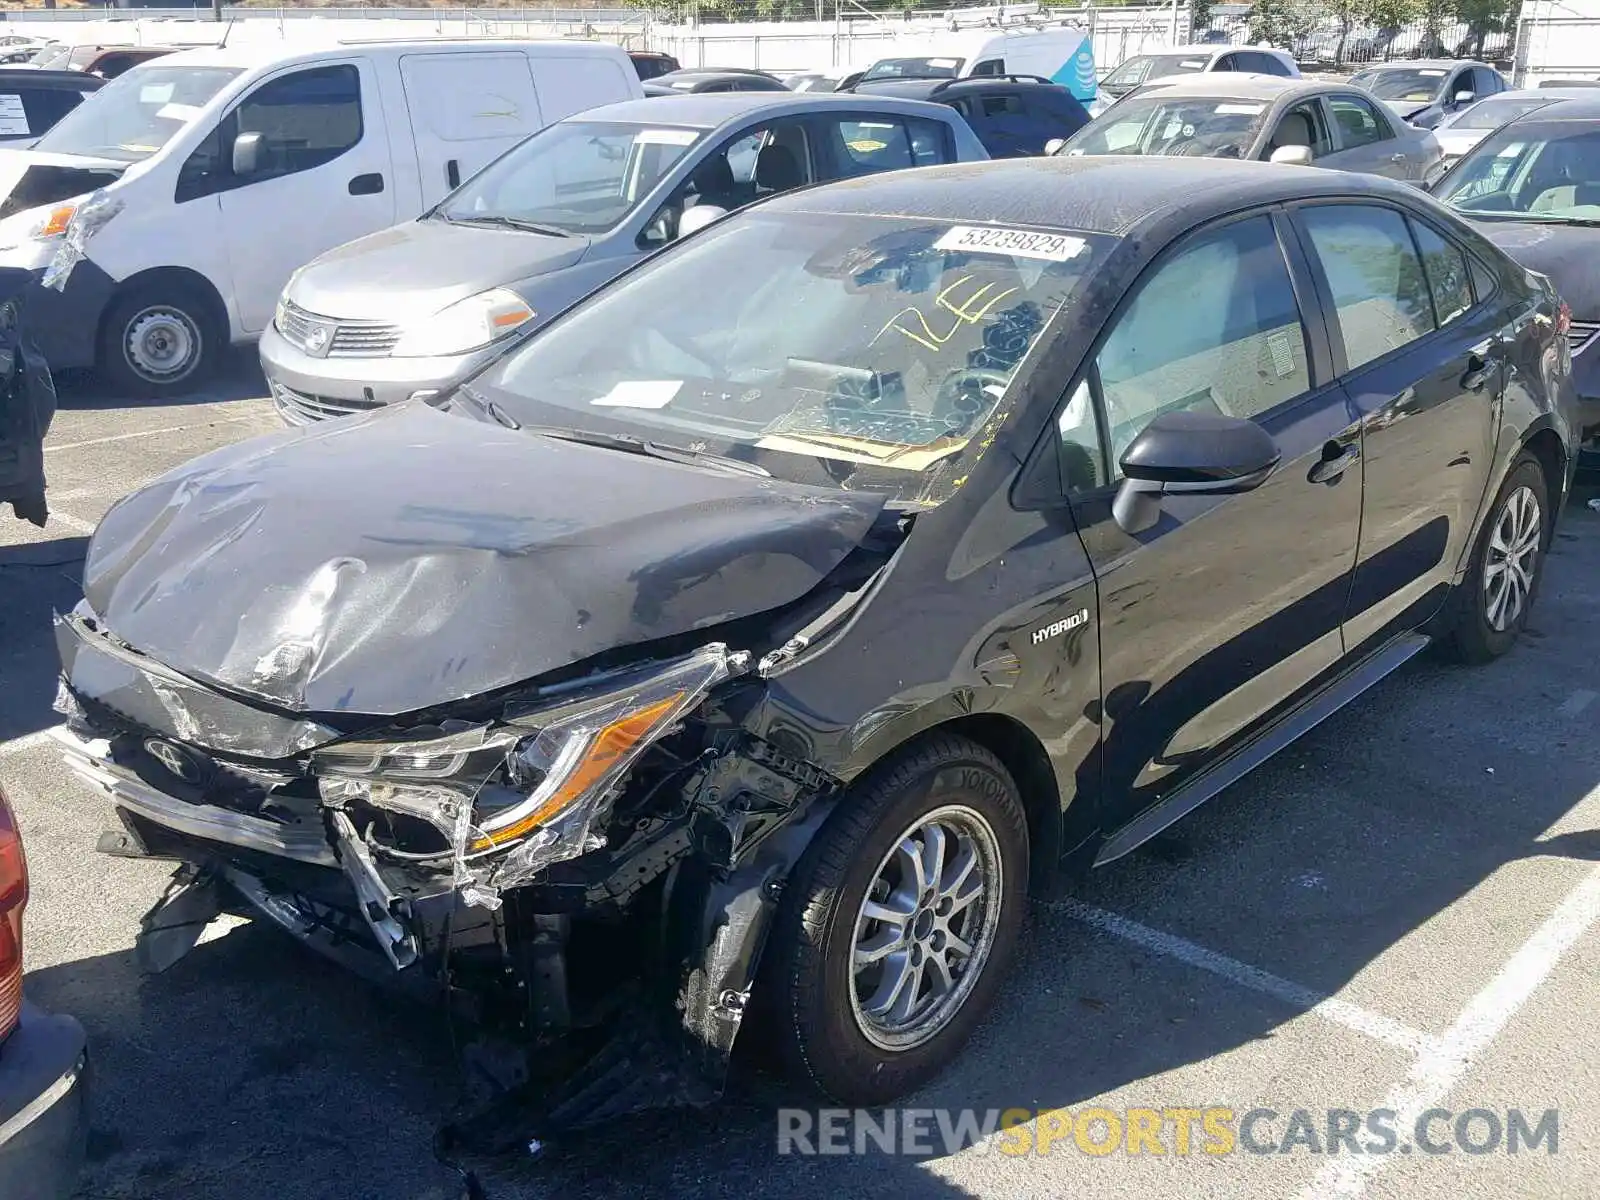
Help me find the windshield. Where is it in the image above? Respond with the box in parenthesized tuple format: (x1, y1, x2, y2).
(34, 65, 240, 162)
(31, 45, 69, 69)
(786, 73, 837, 93)
(474, 211, 1104, 506)
(1349, 67, 1447, 103)
(1436, 122, 1600, 222)
(436, 120, 703, 236)
(1449, 96, 1555, 130)
(1102, 54, 1213, 91)
(862, 56, 964, 81)
(1060, 93, 1266, 159)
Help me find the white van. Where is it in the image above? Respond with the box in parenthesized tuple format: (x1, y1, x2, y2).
(0, 38, 640, 395)
(857, 23, 1099, 103)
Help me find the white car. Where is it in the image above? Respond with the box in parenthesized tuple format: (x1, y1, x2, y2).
(1434, 87, 1598, 165)
(1091, 43, 1300, 116)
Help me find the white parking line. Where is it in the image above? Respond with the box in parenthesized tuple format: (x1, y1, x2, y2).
(45, 412, 263, 455)
(1044, 898, 1436, 1055)
(1297, 864, 1600, 1198)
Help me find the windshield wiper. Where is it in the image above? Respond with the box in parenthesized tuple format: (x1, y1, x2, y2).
(443, 213, 571, 238)
(452, 386, 521, 430)
(523, 425, 771, 477)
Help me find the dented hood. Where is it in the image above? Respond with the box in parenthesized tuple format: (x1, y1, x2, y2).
(81, 402, 885, 717)
(0, 148, 126, 222)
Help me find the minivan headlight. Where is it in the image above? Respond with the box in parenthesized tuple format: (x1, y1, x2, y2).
(390, 288, 535, 358)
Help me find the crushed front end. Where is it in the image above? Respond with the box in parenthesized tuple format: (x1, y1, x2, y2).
(52, 610, 846, 1137)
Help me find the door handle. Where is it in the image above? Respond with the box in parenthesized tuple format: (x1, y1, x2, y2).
(1390, 152, 1407, 162)
(347, 172, 384, 196)
(1461, 350, 1497, 392)
(1307, 441, 1359, 484)
(446, 159, 460, 189)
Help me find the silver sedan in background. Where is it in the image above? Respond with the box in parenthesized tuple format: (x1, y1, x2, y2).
(1054, 74, 1443, 184)
(1434, 88, 1600, 168)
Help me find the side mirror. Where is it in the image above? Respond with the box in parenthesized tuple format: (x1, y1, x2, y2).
(676, 203, 728, 239)
(1111, 410, 1280, 534)
(232, 131, 265, 176)
(1269, 144, 1314, 167)
(1044, 137, 1067, 156)
(1453, 89, 1475, 105)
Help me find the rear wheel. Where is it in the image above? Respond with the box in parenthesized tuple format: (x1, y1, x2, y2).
(98, 282, 221, 399)
(1441, 451, 1550, 663)
(762, 734, 1029, 1104)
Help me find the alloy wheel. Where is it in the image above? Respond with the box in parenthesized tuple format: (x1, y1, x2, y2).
(849, 803, 1004, 1052)
(1483, 484, 1541, 633)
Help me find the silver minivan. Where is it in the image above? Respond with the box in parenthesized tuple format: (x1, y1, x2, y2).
(260, 91, 988, 424)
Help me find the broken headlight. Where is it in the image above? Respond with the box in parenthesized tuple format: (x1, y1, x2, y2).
(311, 645, 743, 895)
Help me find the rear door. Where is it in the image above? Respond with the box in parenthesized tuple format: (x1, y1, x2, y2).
(1055, 209, 1363, 825)
(206, 60, 397, 332)
(1326, 92, 1411, 178)
(399, 51, 542, 200)
(1290, 201, 1503, 653)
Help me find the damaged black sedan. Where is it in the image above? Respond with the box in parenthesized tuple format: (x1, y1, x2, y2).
(50, 157, 1579, 1126)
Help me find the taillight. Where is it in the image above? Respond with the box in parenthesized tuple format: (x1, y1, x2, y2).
(1557, 301, 1572, 339)
(0, 784, 27, 1043)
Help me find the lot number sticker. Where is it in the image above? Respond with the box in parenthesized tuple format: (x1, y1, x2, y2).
(935, 225, 1087, 263)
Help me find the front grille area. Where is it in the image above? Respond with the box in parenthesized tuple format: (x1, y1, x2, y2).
(271, 382, 386, 426)
(278, 299, 400, 359)
(329, 322, 402, 358)
(1568, 320, 1599, 356)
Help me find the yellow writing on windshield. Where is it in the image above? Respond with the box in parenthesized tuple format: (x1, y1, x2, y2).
(874, 275, 1019, 353)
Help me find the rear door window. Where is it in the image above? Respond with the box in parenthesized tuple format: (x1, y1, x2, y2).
(1409, 218, 1474, 327)
(1299, 204, 1435, 370)
(828, 117, 920, 174)
(1329, 95, 1392, 149)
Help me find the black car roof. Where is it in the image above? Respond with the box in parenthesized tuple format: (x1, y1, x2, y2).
(0, 68, 101, 90)
(762, 155, 1428, 238)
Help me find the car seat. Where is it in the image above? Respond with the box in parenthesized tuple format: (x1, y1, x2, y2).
(755, 144, 805, 195)
(1272, 110, 1315, 156)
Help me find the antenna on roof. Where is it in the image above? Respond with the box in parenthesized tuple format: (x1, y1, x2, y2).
(216, 16, 235, 46)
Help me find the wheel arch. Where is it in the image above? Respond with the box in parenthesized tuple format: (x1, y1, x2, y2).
(97, 266, 229, 364)
(1519, 425, 1569, 545)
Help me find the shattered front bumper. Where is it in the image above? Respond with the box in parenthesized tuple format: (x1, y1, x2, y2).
(51, 724, 483, 989)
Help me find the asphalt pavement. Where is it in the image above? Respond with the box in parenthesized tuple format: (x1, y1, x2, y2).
(2, 360, 1598, 1200)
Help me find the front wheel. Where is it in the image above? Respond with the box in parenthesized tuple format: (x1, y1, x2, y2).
(762, 734, 1029, 1104)
(1441, 450, 1550, 663)
(98, 283, 221, 399)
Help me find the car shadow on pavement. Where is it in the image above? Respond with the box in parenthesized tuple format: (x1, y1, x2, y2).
(0, 536, 86, 742)
(51, 350, 267, 411)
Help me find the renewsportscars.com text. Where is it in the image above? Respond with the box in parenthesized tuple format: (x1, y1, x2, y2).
(776, 1106, 1559, 1158)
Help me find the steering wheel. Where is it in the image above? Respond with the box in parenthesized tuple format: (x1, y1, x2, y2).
(933, 368, 1011, 436)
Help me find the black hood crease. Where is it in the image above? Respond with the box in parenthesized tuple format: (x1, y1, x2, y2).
(79, 402, 886, 718)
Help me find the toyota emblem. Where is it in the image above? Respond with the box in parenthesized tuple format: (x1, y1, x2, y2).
(145, 738, 199, 782)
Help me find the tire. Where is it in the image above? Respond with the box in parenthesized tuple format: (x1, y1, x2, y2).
(763, 733, 1030, 1104)
(1441, 450, 1550, 663)
(98, 282, 221, 399)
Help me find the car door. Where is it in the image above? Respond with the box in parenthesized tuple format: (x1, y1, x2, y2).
(1051, 209, 1362, 824)
(400, 51, 542, 199)
(192, 61, 396, 334)
(1326, 92, 1411, 178)
(1290, 201, 1502, 653)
